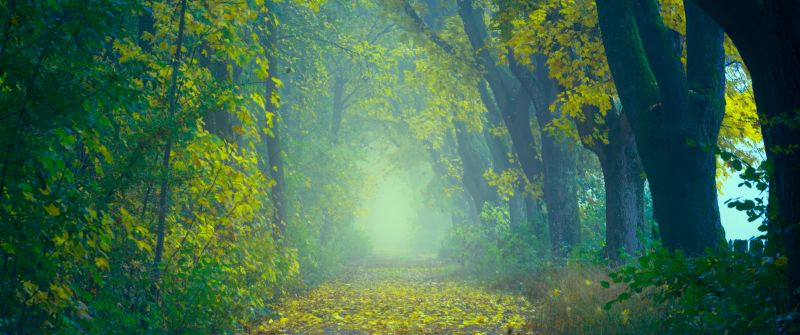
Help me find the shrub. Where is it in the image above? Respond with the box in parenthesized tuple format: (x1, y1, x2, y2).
(606, 248, 799, 334)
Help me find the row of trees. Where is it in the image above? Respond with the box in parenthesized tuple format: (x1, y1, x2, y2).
(1, 0, 798, 332)
(383, 0, 799, 310)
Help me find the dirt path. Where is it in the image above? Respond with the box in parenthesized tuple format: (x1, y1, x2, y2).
(257, 260, 536, 334)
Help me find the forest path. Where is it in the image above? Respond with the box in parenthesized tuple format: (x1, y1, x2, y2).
(256, 259, 536, 334)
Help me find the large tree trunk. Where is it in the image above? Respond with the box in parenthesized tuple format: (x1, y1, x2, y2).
(689, 0, 800, 307)
(201, 49, 235, 141)
(525, 195, 548, 241)
(516, 55, 582, 259)
(456, 0, 540, 184)
(595, 0, 725, 256)
(597, 114, 645, 265)
(477, 81, 529, 229)
(535, 107, 581, 258)
(517, 56, 646, 263)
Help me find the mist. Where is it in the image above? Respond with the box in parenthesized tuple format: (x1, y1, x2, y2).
(1, 0, 794, 334)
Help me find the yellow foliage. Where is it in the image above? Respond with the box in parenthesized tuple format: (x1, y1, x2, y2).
(44, 203, 61, 217)
(484, 168, 524, 201)
(259, 264, 535, 334)
(505, 0, 615, 143)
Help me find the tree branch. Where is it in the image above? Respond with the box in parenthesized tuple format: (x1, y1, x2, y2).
(401, 0, 456, 55)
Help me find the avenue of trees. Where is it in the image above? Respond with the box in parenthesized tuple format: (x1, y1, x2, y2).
(0, 0, 797, 333)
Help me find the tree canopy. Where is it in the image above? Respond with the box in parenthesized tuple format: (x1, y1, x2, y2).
(0, 0, 798, 333)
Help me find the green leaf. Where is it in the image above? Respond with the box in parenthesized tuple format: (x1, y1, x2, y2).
(732, 159, 743, 171)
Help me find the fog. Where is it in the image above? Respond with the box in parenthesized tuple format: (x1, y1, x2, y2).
(2, 0, 786, 333)
(357, 142, 450, 259)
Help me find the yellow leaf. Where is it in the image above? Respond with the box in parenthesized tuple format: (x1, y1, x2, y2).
(22, 280, 38, 294)
(50, 284, 71, 301)
(232, 125, 245, 135)
(44, 204, 61, 216)
(94, 257, 110, 271)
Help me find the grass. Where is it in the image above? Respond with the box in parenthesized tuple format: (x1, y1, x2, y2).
(518, 262, 664, 334)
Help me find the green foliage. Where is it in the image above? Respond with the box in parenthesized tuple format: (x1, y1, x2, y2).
(0, 0, 787, 333)
(595, 144, 794, 333)
(717, 147, 771, 230)
(440, 202, 548, 282)
(0, 0, 374, 333)
(605, 248, 797, 333)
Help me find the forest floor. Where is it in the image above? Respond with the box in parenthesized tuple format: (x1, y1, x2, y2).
(256, 258, 537, 335)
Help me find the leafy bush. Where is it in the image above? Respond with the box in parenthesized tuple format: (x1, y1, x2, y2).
(440, 202, 548, 282)
(606, 248, 798, 334)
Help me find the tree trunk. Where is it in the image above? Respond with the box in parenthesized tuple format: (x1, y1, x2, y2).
(508, 191, 526, 229)
(522, 55, 582, 259)
(152, 0, 187, 282)
(458, 0, 584, 258)
(201, 47, 235, 141)
(595, 0, 725, 256)
(262, 15, 287, 238)
(525, 195, 547, 240)
(137, 2, 154, 52)
(597, 114, 645, 265)
(690, 0, 800, 308)
(536, 108, 581, 258)
(453, 122, 496, 212)
(477, 81, 529, 229)
(264, 70, 287, 238)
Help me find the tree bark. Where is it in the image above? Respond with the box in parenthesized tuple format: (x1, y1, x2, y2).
(523, 57, 581, 258)
(453, 122, 496, 212)
(458, 0, 583, 258)
(201, 46, 235, 140)
(535, 105, 581, 258)
(137, 1, 154, 52)
(477, 81, 528, 229)
(690, 0, 800, 308)
(595, 0, 725, 256)
(595, 113, 645, 265)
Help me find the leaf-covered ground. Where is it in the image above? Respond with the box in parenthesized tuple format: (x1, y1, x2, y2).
(258, 260, 536, 334)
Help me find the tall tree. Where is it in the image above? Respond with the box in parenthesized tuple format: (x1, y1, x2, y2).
(457, 0, 581, 257)
(453, 121, 498, 212)
(152, 0, 188, 282)
(595, 0, 726, 255)
(688, 0, 800, 307)
(260, 10, 288, 237)
(500, 1, 646, 264)
(402, 0, 508, 217)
